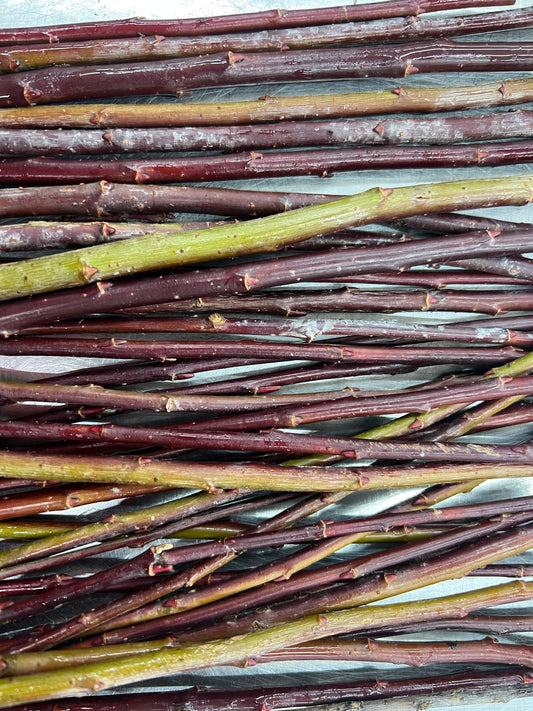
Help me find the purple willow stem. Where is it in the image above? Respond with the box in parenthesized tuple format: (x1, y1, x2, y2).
(0, 359, 530, 437)
(0, 575, 75, 596)
(2, 225, 533, 336)
(326, 271, 531, 286)
(0, 371, 475, 426)
(3, 109, 533, 156)
(0, 491, 293, 629)
(470, 400, 533, 432)
(0, 182, 332, 219)
(364, 611, 533, 637)
(0, 489, 265, 576)
(143, 371, 533, 432)
(0, 379, 361, 415)
(20, 313, 533, 348)
(2, 493, 356, 653)
(10, 417, 533, 464)
(5, 8, 533, 73)
(260, 636, 533, 668)
(3, 141, 533, 184)
(372, 612, 533, 636)
(0, 494, 530, 597)
(0, 492, 296, 584)
(0, 362, 409, 426)
(459, 314, 533, 331)
(395, 210, 533, 234)
(0, 488, 344, 650)
(442, 255, 533, 281)
(143, 287, 533, 317)
(0, 0, 505, 44)
(1, 41, 533, 107)
(0, 336, 525, 368)
(23, 357, 257, 388)
(3, 669, 531, 711)
(54, 363, 412, 396)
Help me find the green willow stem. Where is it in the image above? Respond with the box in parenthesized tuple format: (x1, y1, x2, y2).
(0, 175, 532, 302)
(0, 76, 532, 128)
(0, 520, 249, 540)
(0, 579, 531, 707)
(3, 451, 533, 491)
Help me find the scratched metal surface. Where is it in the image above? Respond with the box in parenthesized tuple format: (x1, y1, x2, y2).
(1, 0, 533, 709)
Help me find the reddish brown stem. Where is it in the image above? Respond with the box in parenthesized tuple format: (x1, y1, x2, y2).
(0, 0, 506, 45)
(0, 41, 531, 107)
(3, 141, 533, 184)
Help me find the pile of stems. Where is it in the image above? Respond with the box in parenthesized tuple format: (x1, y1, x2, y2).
(2, 3, 533, 709)
(3, 6, 533, 73)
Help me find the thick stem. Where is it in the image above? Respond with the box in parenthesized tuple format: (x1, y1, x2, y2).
(1, 76, 533, 129)
(4, 142, 533, 185)
(1, 41, 532, 107)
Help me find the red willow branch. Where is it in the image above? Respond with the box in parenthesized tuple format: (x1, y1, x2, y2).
(261, 636, 533, 668)
(78, 516, 533, 648)
(0, 336, 525, 369)
(3, 141, 533, 184)
(0, 0, 508, 45)
(0, 378, 359, 415)
(0, 482, 164, 520)
(0, 182, 329, 218)
(1, 41, 532, 107)
(11, 413, 533, 462)
(371, 612, 533, 637)
(75, 510, 533, 646)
